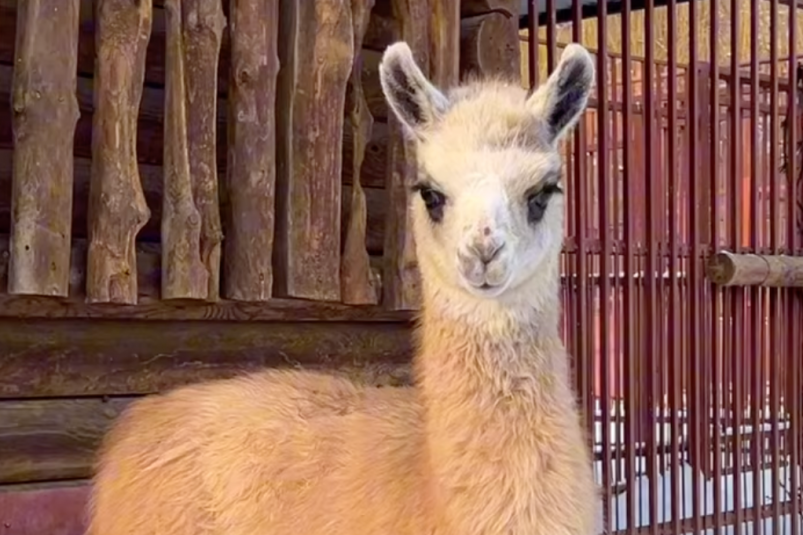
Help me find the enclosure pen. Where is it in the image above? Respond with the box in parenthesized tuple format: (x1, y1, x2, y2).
(1, 0, 802, 534)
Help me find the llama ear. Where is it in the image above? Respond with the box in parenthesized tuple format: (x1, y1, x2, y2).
(379, 41, 450, 137)
(526, 43, 595, 145)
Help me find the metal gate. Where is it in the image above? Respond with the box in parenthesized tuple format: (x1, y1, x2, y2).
(524, 0, 803, 533)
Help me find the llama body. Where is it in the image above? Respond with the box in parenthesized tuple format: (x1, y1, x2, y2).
(87, 41, 601, 535)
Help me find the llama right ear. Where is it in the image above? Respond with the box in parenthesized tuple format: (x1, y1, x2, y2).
(379, 41, 449, 137)
(526, 43, 595, 145)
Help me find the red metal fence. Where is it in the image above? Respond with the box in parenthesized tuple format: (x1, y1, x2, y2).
(526, 0, 803, 533)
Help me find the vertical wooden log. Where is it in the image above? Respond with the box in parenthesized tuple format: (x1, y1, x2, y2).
(183, 0, 226, 301)
(224, 0, 279, 302)
(429, 0, 460, 88)
(459, 13, 520, 80)
(340, 0, 379, 305)
(458, 0, 520, 81)
(275, 0, 354, 302)
(9, 0, 81, 296)
(87, 0, 153, 304)
(382, 0, 430, 310)
(162, 0, 207, 300)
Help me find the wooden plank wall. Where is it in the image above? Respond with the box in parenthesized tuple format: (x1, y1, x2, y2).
(0, 0, 521, 500)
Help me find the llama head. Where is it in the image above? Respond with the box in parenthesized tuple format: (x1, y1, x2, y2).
(379, 42, 594, 308)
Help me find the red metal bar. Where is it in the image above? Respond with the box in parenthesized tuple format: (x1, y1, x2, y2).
(643, 1, 659, 533)
(749, 0, 764, 531)
(569, 0, 591, 486)
(597, 0, 612, 530)
(621, 0, 637, 529)
(527, 0, 539, 87)
(729, 0, 745, 532)
(769, 0, 781, 530)
(547, 0, 557, 72)
(686, 2, 704, 531)
(787, 5, 800, 534)
(709, 0, 723, 530)
(666, 0, 680, 532)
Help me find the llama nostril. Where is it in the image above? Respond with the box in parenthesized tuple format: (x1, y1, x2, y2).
(471, 241, 504, 265)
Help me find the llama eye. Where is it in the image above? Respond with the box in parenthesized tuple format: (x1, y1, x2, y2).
(526, 184, 561, 224)
(418, 187, 446, 222)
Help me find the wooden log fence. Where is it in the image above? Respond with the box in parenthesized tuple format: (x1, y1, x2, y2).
(224, 0, 277, 302)
(9, 0, 80, 297)
(87, 0, 153, 304)
(0, 0, 517, 312)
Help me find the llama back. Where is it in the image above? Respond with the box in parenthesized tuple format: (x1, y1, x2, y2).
(86, 369, 431, 535)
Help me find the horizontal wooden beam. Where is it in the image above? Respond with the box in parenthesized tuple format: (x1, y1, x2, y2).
(0, 318, 413, 483)
(0, 397, 134, 483)
(0, 318, 413, 399)
(707, 251, 803, 287)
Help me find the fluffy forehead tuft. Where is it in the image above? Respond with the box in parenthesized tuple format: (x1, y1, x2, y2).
(416, 79, 564, 193)
(434, 80, 552, 152)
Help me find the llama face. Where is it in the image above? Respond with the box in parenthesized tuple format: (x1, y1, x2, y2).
(380, 42, 595, 299)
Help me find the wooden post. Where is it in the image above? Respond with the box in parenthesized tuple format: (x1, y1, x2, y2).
(459, 13, 521, 80)
(8, 0, 81, 296)
(429, 0, 460, 88)
(183, 0, 226, 301)
(162, 0, 207, 300)
(87, 0, 153, 304)
(382, 0, 430, 311)
(275, 0, 354, 302)
(224, 0, 279, 302)
(340, 0, 379, 305)
(707, 251, 803, 287)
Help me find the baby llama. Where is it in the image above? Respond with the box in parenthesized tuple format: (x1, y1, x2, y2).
(86, 41, 600, 535)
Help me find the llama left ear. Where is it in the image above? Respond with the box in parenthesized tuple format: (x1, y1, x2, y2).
(379, 41, 450, 137)
(526, 43, 595, 145)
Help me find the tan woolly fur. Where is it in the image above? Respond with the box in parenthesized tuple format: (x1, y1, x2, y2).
(86, 41, 601, 535)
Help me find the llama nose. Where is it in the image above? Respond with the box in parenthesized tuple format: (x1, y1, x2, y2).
(469, 239, 504, 265)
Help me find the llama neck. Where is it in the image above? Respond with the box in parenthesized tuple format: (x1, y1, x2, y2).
(415, 272, 566, 405)
(414, 269, 581, 531)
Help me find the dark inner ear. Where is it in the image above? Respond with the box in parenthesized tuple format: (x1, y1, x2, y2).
(547, 59, 590, 138)
(388, 64, 425, 127)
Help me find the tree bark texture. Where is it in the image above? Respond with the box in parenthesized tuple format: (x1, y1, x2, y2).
(224, 0, 279, 302)
(182, 0, 226, 300)
(460, 12, 521, 81)
(86, 0, 153, 304)
(429, 0, 460, 89)
(162, 0, 208, 300)
(9, 0, 81, 296)
(275, 0, 354, 302)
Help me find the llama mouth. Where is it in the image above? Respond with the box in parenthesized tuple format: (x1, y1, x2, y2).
(461, 279, 510, 298)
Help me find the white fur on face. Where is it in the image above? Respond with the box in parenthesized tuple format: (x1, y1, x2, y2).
(380, 42, 594, 303)
(414, 141, 566, 299)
